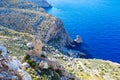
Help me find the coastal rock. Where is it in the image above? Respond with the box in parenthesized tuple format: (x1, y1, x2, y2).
(0, 7, 72, 48)
(74, 35, 82, 44)
(42, 17, 73, 47)
(0, 0, 74, 57)
(0, 45, 32, 80)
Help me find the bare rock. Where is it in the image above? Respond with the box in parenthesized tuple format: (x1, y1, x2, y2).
(39, 60, 49, 69)
(0, 44, 7, 58)
(74, 35, 82, 44)
(22, 62, 30, 68)
(0, 45, 32, 80)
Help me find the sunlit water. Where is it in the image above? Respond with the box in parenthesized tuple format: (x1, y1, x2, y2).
(47, 0, 120, 63)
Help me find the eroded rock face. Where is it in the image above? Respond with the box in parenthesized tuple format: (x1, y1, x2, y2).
(74, 35, 82, 44)
(0, 45, 31, 80)
(0, 8, 73, 47)
(0, 0, 83, 58)
(41, 17, 73, 47)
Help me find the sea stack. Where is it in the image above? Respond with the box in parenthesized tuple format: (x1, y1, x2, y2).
(74, 35, 82, 44)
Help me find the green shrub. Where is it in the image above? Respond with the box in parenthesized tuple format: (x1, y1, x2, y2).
(0, 50, 2, 55)
(26, 59, 36, 68)
(99, 71, 104, 75)
(55, 69, 62, 76)
(24, 54, 30, 60)
(51, 71, 61, 80)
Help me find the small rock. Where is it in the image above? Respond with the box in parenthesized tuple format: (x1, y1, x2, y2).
(22, 63, 30, 68)
(39, 61, 49, 69)
(74, 35, 82, 44)
(67, 63, 72, 67)
(26, 42, 34, 50)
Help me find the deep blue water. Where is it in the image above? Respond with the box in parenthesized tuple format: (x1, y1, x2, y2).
(47, 0, 120, 63)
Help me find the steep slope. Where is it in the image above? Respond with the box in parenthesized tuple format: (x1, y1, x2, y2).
(53, 56, 120, 80)
(0, 0, 51, 9)
(0, 25, 120, 80)
(0, 25, 34, 56)
(0, 7, 72, 47)
(0, 45, 31, 80)
(0, 29, 80, 80)
(0, 0, 120, 80)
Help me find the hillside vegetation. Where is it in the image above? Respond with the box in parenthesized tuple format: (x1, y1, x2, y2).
(0, 0, 120, 80)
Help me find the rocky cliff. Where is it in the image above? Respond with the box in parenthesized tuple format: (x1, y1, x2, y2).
(0, 26, 120, 80)
(0, 0, 72, 47)
(0, 0, 120, 80)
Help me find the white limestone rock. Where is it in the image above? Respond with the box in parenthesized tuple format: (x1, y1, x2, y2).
(74, 35, 82, 44)
(0, 45, 32, 80)
(27, 42, 34, 49)
(39, 60, 49, 69)
(22, 62, 30, 68)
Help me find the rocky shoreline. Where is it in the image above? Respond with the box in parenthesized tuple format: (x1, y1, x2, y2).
(0, 0, 120, 80)
(0, 0, 89, 59)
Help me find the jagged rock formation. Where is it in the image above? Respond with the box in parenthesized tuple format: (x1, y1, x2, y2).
(74, 35, 82, 44)
(0, 0, 72, 48)
(0, 0, 81, 59)
(0, 45, 31, 80)
(1, 0, 120, 80)
(0, 18, 120, 80)
(0, 7, 72, 47)
(23, 39, 80, 80)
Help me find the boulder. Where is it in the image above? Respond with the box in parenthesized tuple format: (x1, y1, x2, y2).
(27, 42, 34, 50)
(74, 35, 82, 44)
(39, 60, 49, 69)
(22, 62, 30, 68)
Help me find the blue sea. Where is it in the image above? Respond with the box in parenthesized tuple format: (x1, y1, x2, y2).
(47, 0, 120, 63)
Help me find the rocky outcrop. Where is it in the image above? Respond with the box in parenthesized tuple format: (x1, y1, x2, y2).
(23, 40, 81, 80)
(74, 35, 82, 44)
(0, 0, 89, 59)
(0, 7, 72, 47)
(0, 45, 31, 80)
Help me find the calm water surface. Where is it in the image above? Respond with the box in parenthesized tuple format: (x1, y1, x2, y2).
(47, 0, 120, 63)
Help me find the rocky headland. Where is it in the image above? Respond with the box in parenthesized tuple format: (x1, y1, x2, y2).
(0, 0, 120, 80)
